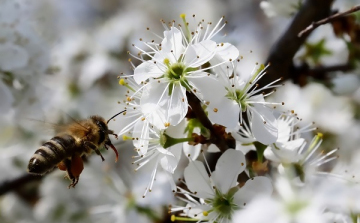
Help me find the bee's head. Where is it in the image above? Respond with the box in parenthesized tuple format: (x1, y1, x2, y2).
(90, 115, 120, 162)
(90, 116, 108, 131)
(90, 115, 111, 144)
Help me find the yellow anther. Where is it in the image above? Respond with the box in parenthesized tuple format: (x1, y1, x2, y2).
(164, 122, 170, 127)
(203, 211, 209, 216)
(122, 135, 132, 141)
(127, 97, 132, 102)
(119, 78, 126, 86)
(171, 215, 176, 222)
(213, 108, 218, 113)
(163, 58, 170, 65)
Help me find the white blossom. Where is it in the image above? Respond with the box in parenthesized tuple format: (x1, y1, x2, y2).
(209, 61, 282, 144)
(171, 149, 272, 222)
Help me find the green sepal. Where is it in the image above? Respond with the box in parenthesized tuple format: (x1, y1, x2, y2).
(161, 132, 193, 149)
(253, 141, 267, 162)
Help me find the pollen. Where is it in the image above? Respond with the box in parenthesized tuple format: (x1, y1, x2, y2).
(213, 108, 218, 112)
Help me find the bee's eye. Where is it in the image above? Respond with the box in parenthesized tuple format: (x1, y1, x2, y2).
(95, 120, 108, 132)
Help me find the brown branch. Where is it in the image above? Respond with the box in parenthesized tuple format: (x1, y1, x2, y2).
(0, 173, 43, 196)
(186, 92, 231, 153)
(298, 4, 360, 37)
(259, 0, 334, 88)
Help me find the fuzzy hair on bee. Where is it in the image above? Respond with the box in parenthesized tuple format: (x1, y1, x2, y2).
(27, 111, 125, 188)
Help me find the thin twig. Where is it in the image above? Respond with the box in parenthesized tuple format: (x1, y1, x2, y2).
(309, 63, 353, 75)
(298, 4, 360, 37)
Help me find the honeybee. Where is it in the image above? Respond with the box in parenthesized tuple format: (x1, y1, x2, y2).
(27, 111, 125, 188)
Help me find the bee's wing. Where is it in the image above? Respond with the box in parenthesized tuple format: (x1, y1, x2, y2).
(26, 117, 87, 134)
(25, 118, 60, 134)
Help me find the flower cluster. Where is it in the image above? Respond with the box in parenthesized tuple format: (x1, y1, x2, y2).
(115, 14, 283, 195)
(3, 0, 360, 223)
(111, 14, 344, 222)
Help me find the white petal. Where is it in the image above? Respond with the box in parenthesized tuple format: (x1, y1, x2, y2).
(184, 161, 214, 199)
(232, 197, 279, 223)
(140, 81, 188, 129)
(161, 27, 184, 63)
(133, 61, 163, 84)
(211, 149, 246, 194)
(188, 74, 226, 103)
(141, 82, 188, 127)
(208, 99, 240, 130)
(184, 40, 217, 67)
(0, 44, 28, 71)
(234, 176, 273, 206)
(183, 143, 201, 160)
(263, 147, 281, 163)
(277, 138, 305, 151)
(277, 118, 292, 142)
(214, 42, 239, 61)
(251, 104, 278, 145)
(141, 103, 167, 130)
(140, 81, 169, 129)
(132, 120, 150, 155)
(235, 141, 256, 155)
(160, 148, 179, 174)
(271, 139, 305, 163)
(165, 118, 187, 137)
(166, 84, 188, 126)
(168, 143, 183, 163)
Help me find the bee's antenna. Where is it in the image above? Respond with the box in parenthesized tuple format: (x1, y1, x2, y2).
(107, 110, 126, 124)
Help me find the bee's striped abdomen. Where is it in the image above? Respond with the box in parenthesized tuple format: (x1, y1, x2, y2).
(27, 134, 76, 175)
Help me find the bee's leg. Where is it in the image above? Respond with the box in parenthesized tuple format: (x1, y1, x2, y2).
(69, 154, 83, 188)
(63, 155, 83, 188)
(84, 141, 105, 161)
(57, 161, 67, 171)
(64, 159, 75, 188)
(108, 130, 118, 139)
